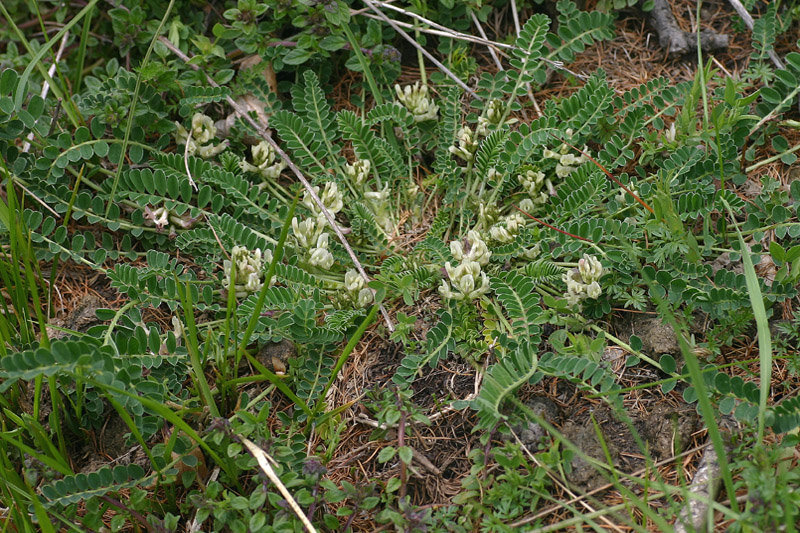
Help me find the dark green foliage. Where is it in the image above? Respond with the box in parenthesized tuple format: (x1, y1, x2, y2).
(350, 201, 390, 251)
(338, 109, 404, 182)
(555, 70, 614, 136)
(2, 0, 800, 527)
(78, 67, 172, 133)
(538, 352, 622, 408)
(40, 464, 146, 508)
(108, 250, 199, 310)
(552, 166, 608, 215)
(490, 271, 543, 340)
(547, 1, 615, 64)
(179, 86, 231, 115)
(469, 341, 539, 431)
(755, 52, 800, 118)
(393, 309, 456, 387)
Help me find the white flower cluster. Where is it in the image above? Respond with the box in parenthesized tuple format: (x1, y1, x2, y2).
(240, 141, 287, 181)
(345, 158, 371, 187)
(395, 82, 439, 122)
(344, 269, 373, 308)
(449, 126, 479, 162)
(488, 213, 526, 243)
(475, 99, 516, 137)
(543, 132, 590, 178)
(477, 202, 499, 229)
(518, 168, 555, 207)
(563, 254, 604, 307)
(439, 230, 491, 301)
(175, 113, 228, 159)
(663, 122, 677, 144)
(292, 217, 334, 270)
(292, 181, 345, 271)
(224, 245, 272, 298)
(486, 98, 505, 124)
(171, 316, 184, 343)
(303, 181, 344, 217)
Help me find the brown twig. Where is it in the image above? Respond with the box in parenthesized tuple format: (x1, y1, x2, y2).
(551, 134, 655, 215)
(512, 205, 594, 243)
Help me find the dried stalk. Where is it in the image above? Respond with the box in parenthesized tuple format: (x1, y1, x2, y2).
(361, 0, 478, 98)
(674, 440, 728, 533)
(365, 0, 585, 80)
(470, 11, 503, 71)
(242, 438, 318, 533)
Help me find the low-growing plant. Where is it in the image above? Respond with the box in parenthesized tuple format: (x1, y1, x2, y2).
(2, 0, 800, 530)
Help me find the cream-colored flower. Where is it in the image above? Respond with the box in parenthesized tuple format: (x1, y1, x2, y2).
(357, 287, 373, 307)
(664, 122, 677, 144)
(303, 182, 343, 216)
(449, 126, 479, 162)
(191, 113, 216, 144)
(505, 213, 525, 234)
(489, 225, 513, 243)
(578, 254, 603, 284)
(518, 168, 552, 205)
(308, 234, 334, 270)
(518, 198, 535, 213)
(477, 202, 499, 229)
(223, 245, 266, 297)
(555, 163, 574, 178)
(450, 230, 491, 266)
(196, 141, 228, 158)
(562, 254, 604, 307)
(175, 113, 227, 159)
(586, 281, 602, 299)
(615, 186, 637, 204)
(292, 217, 324, 249)
(559, 153, 581, 167)
(475, 116, 490, 138)
(345, 159, 371, 186)
(364, 188, 389, 202)
(523, 243, 541, 260)
(486, 99, 505, 124)
(395, 82, 439, 122)
(439, 259, 489, 301)
(240, 141, 286, 179)
(344, 269, 364, 293)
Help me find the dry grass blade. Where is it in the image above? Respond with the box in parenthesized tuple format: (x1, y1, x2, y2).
(362, 0, 478, 98)
(362, 1, 585, 80)
(22, 31, 69, 153)
(511, 442, 711, 527)
(470, 11, 503, 71)
(508, 427, 622, 532)
(242, 438, 318, 533)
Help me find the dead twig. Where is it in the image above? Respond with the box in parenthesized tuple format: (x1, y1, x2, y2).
(242, 438, 318, 533)
(361, 0, 478, 99)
